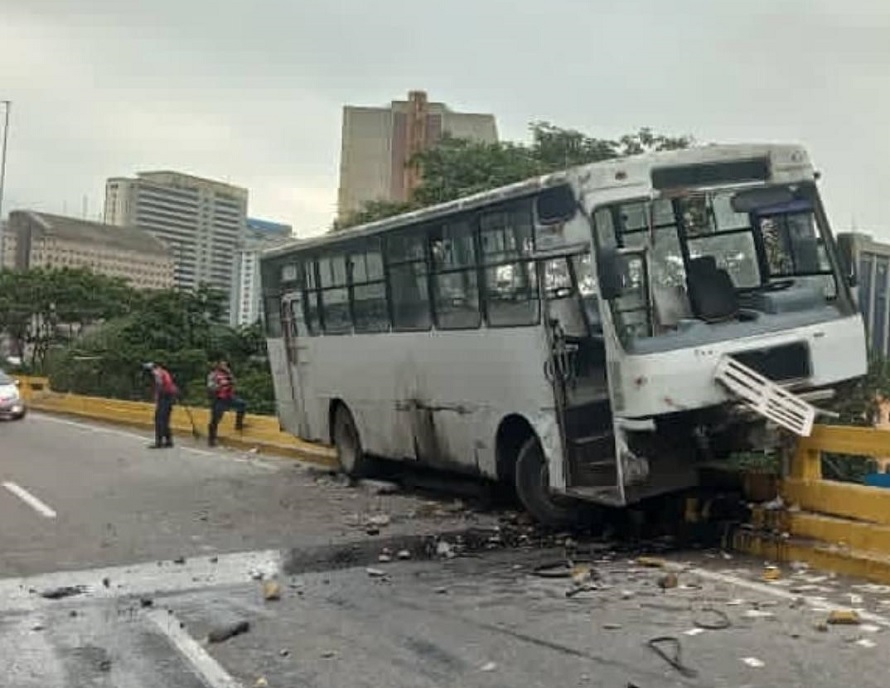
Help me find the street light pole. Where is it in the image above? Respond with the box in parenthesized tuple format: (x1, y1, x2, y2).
(0, 100, 11, 263)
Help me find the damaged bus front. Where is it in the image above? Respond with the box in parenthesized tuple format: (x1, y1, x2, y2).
(553, 145, 866, 512)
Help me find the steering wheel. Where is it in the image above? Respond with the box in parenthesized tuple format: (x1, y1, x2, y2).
(764, 279, 795, 292)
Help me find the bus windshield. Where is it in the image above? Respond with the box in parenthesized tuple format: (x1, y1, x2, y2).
(594, 184, 843, 343)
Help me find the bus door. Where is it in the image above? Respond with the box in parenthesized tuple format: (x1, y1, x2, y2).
(541, 255, 619, 496)
(281, 291, 311, 438)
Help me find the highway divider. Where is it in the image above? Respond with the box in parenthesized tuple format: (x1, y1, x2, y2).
(16, 376, 337, 468)
(735, 424, 890, 584)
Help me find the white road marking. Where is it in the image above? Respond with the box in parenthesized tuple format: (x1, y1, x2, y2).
(31, 413, 280, 470)
(690, 567, 890, 627)
(148, 609, 244, 688)
(2, 482, 57, 518)
(0, 549, 282, 613)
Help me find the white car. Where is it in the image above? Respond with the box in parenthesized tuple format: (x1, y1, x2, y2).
(0, 370, 25, 420)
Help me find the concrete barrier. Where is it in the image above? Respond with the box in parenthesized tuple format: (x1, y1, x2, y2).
(16, 376, 337, 468)
(736, 424, 890, 583)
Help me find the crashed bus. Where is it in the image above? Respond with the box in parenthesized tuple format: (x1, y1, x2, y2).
(260, 144, 867, 524)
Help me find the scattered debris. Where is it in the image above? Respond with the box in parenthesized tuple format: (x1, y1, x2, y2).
(254, 678, 268, 687)
(280, 649, 290, 657)
(621, 590, 635, 600)
(172, 556, 186, 565)
(249, 568, 264, 581)
(139, 597, 154, 608)
(31, 623, 45, 632)
(684, 628, 706, 637)
(434, 586, 448, 594)
(741, 657, 765, 668)
(743, 610, 774, 619)
(726, 599, 746, 607)
(636, 556, 668, 569)
(378, 554, 393, 563)
(262, 581, 282, 601)
(762, 495, 784, 510)
(102, 577, 111, 589)
(827, 610, 861, 625)
(98, 659, 112, 672)
(209, 556, 218, 564)
(850, 594, 864, 606)
(789, 561, 809, 572)
(694, 609, 731, 630)
(603, 623, 622, 630)
(815, 622, 829, 632)
(40, 586, 86, 600)
(658, 573, 679, 590)
(480, 662, 497, 672)
(762, 566, 782, 582)
(208, 620, 250, 643)
(861, 624, 881, 633)
(359, 479, 400, 495)
(397, 549, 412, 560)
(436, 541, 455, 559)
(367, 514, 391, 528)
(366, 568, 387, 578)
(321, 650, 337, 659)
(646, 637, 697, 678)
(69, 610, 78, 618)
(365, 526, 380, 536)
(856, 638, 877, 648)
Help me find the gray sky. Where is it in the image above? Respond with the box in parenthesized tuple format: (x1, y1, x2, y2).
(1, 0, 888, 238)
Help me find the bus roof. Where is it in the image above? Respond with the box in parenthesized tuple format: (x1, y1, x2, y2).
(263, 142, 810, 260)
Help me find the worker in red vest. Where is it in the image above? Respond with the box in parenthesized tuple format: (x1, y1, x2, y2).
(206, 358, 247, 447)
(143, 362, 178, 449)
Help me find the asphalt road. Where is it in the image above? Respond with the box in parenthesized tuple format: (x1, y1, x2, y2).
(3, 412, 890, 687)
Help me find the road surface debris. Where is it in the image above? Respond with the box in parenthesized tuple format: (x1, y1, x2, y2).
(207, 620, 250, 643)
(262, 580, 282, 601)
(827, 609, 861, 625)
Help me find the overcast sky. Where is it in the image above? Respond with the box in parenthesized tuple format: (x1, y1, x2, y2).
(1, 0, 888, 238)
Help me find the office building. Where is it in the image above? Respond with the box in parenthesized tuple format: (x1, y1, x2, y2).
(337, 90, 498, 220)
(234, 218, 293, 326)
(3, 210, 174, 290)
(838, 232, 890, 357)
(104, 171, 248, 320)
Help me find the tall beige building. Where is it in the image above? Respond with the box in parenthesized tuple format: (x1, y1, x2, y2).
(337, 91, 498, 220)
(104, 171, 248, 322)
(3, 211, 174, 290)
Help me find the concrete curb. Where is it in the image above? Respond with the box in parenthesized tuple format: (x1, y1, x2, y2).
(18, 377, 337, 469)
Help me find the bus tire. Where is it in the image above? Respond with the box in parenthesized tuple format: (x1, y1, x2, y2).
(333, 405, 367, 477)
(514, 435, 585, 527)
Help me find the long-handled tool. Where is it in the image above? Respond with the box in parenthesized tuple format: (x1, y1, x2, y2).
(180, 402, 201, 439)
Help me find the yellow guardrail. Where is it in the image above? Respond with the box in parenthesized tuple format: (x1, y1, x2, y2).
(736, 423, 890, 584)
(15, 376, 336, 467)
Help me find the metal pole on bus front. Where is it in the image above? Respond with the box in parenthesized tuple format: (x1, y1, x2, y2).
(0, 100, 11, 260)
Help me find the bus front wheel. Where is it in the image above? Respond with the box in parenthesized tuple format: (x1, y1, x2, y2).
(333, 405, 367, 477)
(515, 436, 585, 527)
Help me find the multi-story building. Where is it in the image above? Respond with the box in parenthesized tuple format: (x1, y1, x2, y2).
(234, 218, 293, 326)
(2, 210, 174, 290)
(337, 90, 498, 220)
(838, 232, 890, 358)
(104, 171, 248, 320)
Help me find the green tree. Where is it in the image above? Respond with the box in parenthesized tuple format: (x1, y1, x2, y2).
(333, 123, 692, 230)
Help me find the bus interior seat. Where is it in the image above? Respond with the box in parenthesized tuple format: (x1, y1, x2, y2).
(686, 256, 740, 323)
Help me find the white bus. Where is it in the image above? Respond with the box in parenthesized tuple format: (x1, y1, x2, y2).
(261, 144, 866, 524)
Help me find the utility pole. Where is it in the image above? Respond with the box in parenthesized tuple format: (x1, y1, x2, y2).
(0, 100, 10, 263)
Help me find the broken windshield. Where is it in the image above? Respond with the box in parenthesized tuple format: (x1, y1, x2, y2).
(594, 185, 840, 342)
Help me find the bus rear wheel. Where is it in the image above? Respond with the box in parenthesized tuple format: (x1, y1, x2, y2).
(333, 405, 367, 477)
(515, 436, 585, 527)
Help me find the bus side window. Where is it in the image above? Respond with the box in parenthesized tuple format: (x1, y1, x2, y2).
(481, 200, 539, 327)
(430, 219, 481, 330)
(350, 239, 390, 333)
(318, 254, 351, 334)
(386, 228, 432, 331)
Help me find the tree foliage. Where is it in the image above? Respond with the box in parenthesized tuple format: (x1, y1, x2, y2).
(333, 123, 693, 230)
(0, 268, 277, 415)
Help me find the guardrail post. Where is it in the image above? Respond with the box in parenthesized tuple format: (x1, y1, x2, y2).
(789, 438, 822, 481)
